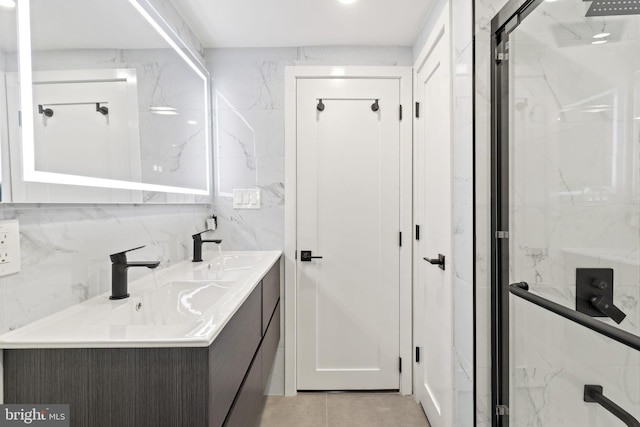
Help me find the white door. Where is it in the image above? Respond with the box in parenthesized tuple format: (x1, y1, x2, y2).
(296, 78, 401, 390)
(413, 11, 453, 427)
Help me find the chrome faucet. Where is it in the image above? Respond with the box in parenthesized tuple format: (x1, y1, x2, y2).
(109, 246, 160, 300)
(192, 230, 222, 262)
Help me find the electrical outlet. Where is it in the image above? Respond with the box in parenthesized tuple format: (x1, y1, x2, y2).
(206, 216, 217, 231)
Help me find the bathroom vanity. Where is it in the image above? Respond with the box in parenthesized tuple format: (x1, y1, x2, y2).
(0, 251, 282, 427)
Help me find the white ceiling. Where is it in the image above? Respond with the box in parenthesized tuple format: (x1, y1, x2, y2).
(171, 0, 435, 48)
(0, 0, 171, 52)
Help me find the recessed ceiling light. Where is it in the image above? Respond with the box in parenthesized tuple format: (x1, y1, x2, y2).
(593, 32, 610, 38)
(187, 120, 198, 125)
(592, 40, 607, 45)
(338, 0, 358, 4)
(0, 0, 15, 8)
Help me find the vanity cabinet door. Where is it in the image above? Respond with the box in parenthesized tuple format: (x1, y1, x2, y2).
(224, 346, 263, 427)
(208, 284, 262, 427)
(225, 301, 280, 427)
(262, 301, 280, 391)
(262, 261, 280, 335)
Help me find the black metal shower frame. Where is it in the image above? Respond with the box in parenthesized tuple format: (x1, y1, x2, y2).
(489, 0, 544, 425)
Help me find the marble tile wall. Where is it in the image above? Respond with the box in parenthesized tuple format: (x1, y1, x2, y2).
(451, 0, 475, 422)
(205, 46, 413, 395)
(474, 0, 500, 422)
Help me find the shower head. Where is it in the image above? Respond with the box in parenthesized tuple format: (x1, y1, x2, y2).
(584, 0, 640, 17)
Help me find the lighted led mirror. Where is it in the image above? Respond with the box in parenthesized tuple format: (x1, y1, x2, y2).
(0, 0, 211, 203)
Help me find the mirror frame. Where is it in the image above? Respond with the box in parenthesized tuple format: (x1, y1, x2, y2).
(15, 0, 212, 197)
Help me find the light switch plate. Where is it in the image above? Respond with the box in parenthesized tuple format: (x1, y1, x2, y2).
(232, 189, 261, 209)
(0, 220, 20, 277)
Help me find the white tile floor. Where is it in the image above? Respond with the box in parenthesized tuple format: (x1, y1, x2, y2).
(260, 392, 431, 427)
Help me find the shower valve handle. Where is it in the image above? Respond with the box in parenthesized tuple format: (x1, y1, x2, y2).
(590, 295, 626, 324)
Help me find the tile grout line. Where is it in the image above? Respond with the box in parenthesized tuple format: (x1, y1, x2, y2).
(325, 393, 329, 427)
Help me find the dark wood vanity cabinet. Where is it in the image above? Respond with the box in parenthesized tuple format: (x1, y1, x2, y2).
(2, 259, 282, 427)
(223, 261, 281, 427)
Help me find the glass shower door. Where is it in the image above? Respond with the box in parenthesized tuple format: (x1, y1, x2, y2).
(493, 0, 640, 425)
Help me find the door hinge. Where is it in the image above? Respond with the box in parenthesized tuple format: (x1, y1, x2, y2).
(495, 52, 509, 63)
(495, 231, 509, 239)
(294, 250, 297, 260)
(399, 357, 402, 373)
(399, 231, 402, 247)
(399, 104, 403, 121)
(415, 225, 420, 241)
(18, 110, 22, 127)
(415, 102, 420, 118)
(496, 405, 509, 416)
(415, 347, 420, 363)
(495, 40, 510, 64)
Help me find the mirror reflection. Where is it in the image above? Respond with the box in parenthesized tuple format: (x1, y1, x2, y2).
(1, 0, 211, 203)
(0, 0, 17, 201)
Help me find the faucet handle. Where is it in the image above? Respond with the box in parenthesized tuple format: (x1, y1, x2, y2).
(110, 245, 146, 263)
(192, 229, 213, 239)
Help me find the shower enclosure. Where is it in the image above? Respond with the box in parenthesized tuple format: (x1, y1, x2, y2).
(491, 0, 640, 425)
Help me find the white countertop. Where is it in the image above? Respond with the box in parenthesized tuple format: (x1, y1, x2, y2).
(0, 251, 281, 349)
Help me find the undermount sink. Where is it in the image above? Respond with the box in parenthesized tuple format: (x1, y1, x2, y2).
(194, 253, 266, 281)
(108, 280, 232, 326)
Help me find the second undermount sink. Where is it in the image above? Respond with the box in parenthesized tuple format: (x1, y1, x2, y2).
(107, 280, 233, 326)
(194, 253, 267, 281)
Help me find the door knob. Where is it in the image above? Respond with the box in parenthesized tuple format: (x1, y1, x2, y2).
(301, 250, 323, 262)
(423, 254, 445, 270)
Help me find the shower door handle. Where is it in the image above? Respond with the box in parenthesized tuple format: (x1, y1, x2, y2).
(584, 385, 640, 427)
(423, 254, 445, 270)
